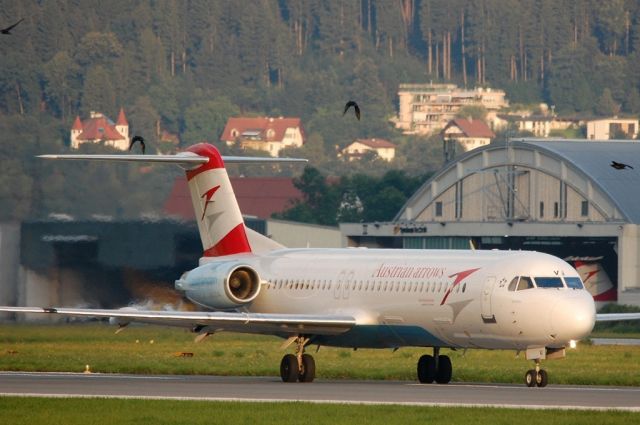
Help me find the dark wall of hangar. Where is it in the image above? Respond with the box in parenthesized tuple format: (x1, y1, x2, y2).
(18, 219, 266, 308)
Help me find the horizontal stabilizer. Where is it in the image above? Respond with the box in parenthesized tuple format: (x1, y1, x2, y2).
(39, 153, 307, 168)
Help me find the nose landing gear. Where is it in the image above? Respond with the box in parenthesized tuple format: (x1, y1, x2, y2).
(280, 336, 316, 383)
(524, 360, 548, 387)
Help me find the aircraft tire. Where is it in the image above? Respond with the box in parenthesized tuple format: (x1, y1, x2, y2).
(435, 355, 452, 384)
(298, 353, 316, 383)
(525, 369, 536, 387)
(417, 354, 436, 383)
(280, 354, 299, 383)
(536, 369, 548, 387)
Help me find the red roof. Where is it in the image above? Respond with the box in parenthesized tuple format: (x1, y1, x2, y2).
(353, 138, 395, 148)
(77, 115, 126, 141)
(220, 117, 304, 143)
(444, 118, 495, 138)
(71, 116, 82, 130)
(164, 176, 303, 220)
(116, 107, 128, 126)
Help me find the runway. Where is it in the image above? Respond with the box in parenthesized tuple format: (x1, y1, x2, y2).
(0, 372, 639, 411)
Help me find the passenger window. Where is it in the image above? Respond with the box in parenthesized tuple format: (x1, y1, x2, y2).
(517, 276, 535, 291)
(565, 277, 584, 289)
(534, 277, 564, 288)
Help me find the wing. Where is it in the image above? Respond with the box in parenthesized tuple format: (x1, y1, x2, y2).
(596, 313, 640, 322)
(0, 306, 356, 336)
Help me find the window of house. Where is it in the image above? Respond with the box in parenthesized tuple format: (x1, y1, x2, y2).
(554, 202, 559, 218)
(539, 201, 544, 218)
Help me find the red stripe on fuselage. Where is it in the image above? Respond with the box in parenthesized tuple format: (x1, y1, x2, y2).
(185, 143, 225, 181)
(440, 268, 481, 305)
(202, 223, 252, 257)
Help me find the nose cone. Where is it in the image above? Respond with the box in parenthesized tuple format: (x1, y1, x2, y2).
(550, 292, 596, 342)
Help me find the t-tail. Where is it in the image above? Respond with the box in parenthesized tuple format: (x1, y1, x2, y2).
(39, 143, 306, 257)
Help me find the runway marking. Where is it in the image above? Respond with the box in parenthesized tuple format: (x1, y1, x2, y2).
(0, 393, 638, 412)
(408, 382, 640, 393)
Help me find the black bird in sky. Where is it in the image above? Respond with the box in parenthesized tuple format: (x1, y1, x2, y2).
(129, 135, 145, 154)
(1, 18, 24, 35)
(610, 160, 633, 170)
(343, 100, 361, 120)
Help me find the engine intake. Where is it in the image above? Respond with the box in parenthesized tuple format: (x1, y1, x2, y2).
(227, 267, 260, 302)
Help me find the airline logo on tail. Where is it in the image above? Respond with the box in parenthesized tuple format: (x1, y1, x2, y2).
(185, 144, 252, 257)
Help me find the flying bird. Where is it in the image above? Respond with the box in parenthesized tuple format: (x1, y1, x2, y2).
(343, 100, 361, 120)
(1, 18, 24, 35)
(129, 135, 145, 154)
(610, 160, 633, 170)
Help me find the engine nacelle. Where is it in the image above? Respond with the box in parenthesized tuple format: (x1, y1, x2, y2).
(175, 261, 261, 310)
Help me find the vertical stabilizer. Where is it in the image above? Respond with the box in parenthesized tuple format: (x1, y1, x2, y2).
(184, 144, 251, 257)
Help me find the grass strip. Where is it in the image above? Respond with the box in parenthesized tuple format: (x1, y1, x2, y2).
(0, 397, 638, 425)
(1, 323, 639, 385)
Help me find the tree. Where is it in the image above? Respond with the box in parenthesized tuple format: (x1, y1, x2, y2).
(80, 65, 117, 115)
(43, 51, 80, 119)
(595, 88, 620, 116)
(129, 96, 160, 151)
(182, 97, 240, 145)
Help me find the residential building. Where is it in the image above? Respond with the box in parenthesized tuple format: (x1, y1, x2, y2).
(395, 83, 508, 135)
(220, 117, 305, 157)
(492, 114, 579, 137)
(341, 138, 396, 162)
(586, 118, 639, 140)
(442, 118, 494, 162)
(70, 108, 129, 150)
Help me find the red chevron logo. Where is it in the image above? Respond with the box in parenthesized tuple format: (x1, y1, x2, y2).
(201, 185, 221, 220)
(440, 267, 481, 305)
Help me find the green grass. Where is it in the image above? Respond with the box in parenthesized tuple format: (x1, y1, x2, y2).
(0, 323, 639, 385)
(0, 398, 637, 425)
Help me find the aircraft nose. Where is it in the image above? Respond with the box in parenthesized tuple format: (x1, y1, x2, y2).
(550, 293, 596, 342)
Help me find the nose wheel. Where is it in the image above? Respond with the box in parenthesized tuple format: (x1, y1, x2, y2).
(525, 360, 548, 387)
(280, 336, 315, 383)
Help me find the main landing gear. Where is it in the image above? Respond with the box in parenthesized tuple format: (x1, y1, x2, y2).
(417, 347, 452, 384)
(524, 360, 548, 387)
(280, 336, 316, 383)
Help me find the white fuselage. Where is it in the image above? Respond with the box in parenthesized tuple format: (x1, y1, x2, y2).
(193, 248, 596, 351)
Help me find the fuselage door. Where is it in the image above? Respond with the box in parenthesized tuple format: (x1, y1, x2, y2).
(481, 276, 497, 323)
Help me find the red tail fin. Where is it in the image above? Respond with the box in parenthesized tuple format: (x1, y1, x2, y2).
(184, 144, 251, 257)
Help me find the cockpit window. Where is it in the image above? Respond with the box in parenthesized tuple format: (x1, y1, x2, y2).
(565, 277, 584, 289)
(508, 276, 534, 291)
(508, 277, 519, 291)
(534, 277, 564, 288)
(517, 276, 534, 290)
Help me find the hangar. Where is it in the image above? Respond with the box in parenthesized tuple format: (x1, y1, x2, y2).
(341, 139, 640, 307)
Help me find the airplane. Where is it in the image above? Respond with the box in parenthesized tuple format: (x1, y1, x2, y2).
(2, 142, 640, 387)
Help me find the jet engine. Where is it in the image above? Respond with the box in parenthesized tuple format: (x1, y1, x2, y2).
(175, 261, 261, 310)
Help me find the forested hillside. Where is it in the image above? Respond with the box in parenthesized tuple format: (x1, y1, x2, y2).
(1, 0, 639, 221)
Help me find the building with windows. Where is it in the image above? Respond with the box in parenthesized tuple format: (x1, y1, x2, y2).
(395, 83, 508, 135)
(341, 139, 640, 307)
(586, 118, 639, 140)
(340, 138, 396, 162)
(220, 117, 305, 157)
(70, 108, 129, 150)
(442, 118, 494, 161)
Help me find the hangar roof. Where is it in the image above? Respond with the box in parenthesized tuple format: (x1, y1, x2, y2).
(396, 139, 640, 224)
(521, 139, 640, 223)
